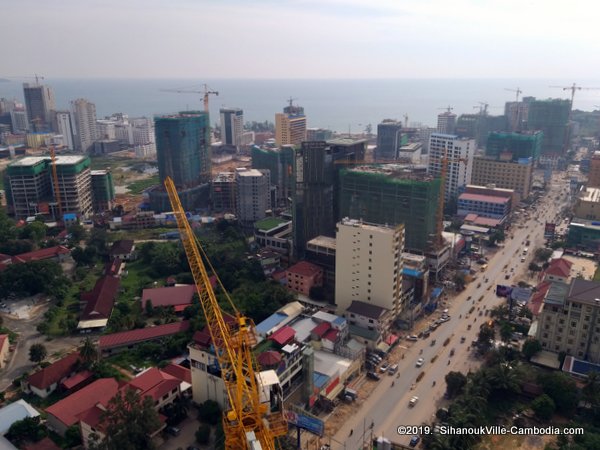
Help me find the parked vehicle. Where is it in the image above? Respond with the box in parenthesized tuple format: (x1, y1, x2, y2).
(416, 358, 424, 367)
(409, 436, 420, 447)
(388, 364, 398, 375)
(367, 371, 381, 381)
(409, 396, 419, 407)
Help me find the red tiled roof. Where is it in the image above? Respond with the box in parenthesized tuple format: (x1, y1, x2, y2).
(127, 368, 180, 402)
(464, 213, 478, 221)
(311, 322, 330, 338)
(0, 254, 11, 263)
(46, 378, 120, 428)
(269, 325, 295, 346)
(458, 193, 509, 204)
(109, 240, 134, 257)
(257, 350, 282, 367)
(323, 329, 339, 342)
(271, 270, 287, 281)
(77, 405, 105, 430)
(192, 330, 211, 348)
(286, 261, 322, 278)
(529, 281, 552, 316)
(544, 258, 573, 278)
(60, 370, 94, 390)
(27, 352, 81, 390)
(80, 276, 120, 321)
(104, 258, 122, 276)
(12, 246, 70, 263)
(23, 437, 61, 450)
(141, 285, 196, 309)
(99, 321, 190, 350)
(162, 363, 191, 384)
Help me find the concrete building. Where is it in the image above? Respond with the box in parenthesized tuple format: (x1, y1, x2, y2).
(486, 131, 543, 161)
(95, 119, 116, 140)
(54, 111, 75, 150)
(588, 151, 600, 188)
(286, 261, 323, 296)
(471, 156, 533, 202)
(573, 187, 600, 221)
(567, 219, 600, 252)
(71, 99, 98, 153)
(437, 111, 457, 134)
(235, 168, 270, 225)
(23, 83, 55, 131)
(10, 109, 28, 134)
(150, 111, 211, 212)
(220, 108, 244, 149)
(305, 235, 336, 290)
(376, 120, 404, 160)
(275, 104, 306, 147)
(251, 145, 295, 207)
(527, 98, 571, 156)
(335, 218, 405, 317)
(211, 172, 236, 212)
(428, 133, 474, 201)
(344, 301, 393, 349)
(306, 128, 333, 141)
(338, 164, 440, 253)
(90, 170, 115, 212)
(5, 155, 93, 219)
(537, 279, 600, 363)
(397, 142, 422, 163)
(457, 192, 511, 220)
(254, 217, 292, 258)
(505, 100, 530, 132)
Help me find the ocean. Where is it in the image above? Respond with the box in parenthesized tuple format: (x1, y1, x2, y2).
(2, 78, 600, 133)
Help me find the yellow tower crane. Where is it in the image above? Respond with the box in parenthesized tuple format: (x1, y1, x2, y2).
(49, 146, 63, 219)
(164, 177, 287, 450)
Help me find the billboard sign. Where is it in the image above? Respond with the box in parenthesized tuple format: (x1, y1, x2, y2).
(496, 285, 513, 298)
(285, 410, 325, 437)
(544, 222, 556, 239)
(510, 287, 532, 303)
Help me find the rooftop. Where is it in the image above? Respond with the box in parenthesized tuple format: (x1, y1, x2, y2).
(254, 217, 289, 231)
(339, 217, 398, 233)
(99, 321, 190, 350)
(458, 193, 510, 204)
(0, 400, 39, 435)
(80, 276, 120, 322)
(12, 246, 70, 263)
(109, 240, 135, 256)
(286, 261, 322, 278)
(568, 279, 600, 306)
(27, 352, 81, 390)
(306, 235, 336, 251)
(544, 258, 573, 279)
(141, 285, 196, 311)
(345, 163, 433, 181)
(579, 187, 600, 203)
(236, 168, 264, 177)
(127, 367, 180, 402)
(346, 301, 389, 319)
(326, 137, 367, 146)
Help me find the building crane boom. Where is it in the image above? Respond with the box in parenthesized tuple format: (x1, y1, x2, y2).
(504, 87, 522, 102)
(549, 83, 600, 119)
(163, 177, 286, 450)
(160, 84, 219, 113)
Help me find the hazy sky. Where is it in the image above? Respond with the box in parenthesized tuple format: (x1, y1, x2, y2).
(3, 0, 599, 79)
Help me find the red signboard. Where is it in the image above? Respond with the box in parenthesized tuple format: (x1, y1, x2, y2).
(325, 376, 340, 395)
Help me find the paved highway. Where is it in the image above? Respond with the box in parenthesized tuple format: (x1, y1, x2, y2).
(331, 176, 571, 449)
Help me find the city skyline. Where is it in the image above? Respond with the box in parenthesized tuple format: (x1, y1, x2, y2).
(3, 0, 599, 79)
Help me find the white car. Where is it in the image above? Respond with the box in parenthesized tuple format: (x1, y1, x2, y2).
(409, 396, 419, 407)
(416, 358, 424, 367)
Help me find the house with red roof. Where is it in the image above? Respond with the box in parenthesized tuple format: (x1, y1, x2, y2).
(23, 437, 61, 450)
(77, 275, 120, 331)
(0, 334, 9, 369)
(11, 246, 71, 264)
(528, 281, 552, 317)
(141, 285, 196, 313)
(285, 261, 323, 296)
(108, 240, 136, 261)
(98, 320, 190, 355)
(24, 352, 82, 398)
(45, 378, 120, 435)
(541, 258, 573, 284)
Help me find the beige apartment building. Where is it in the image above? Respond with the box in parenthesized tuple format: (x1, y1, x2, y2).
(573, 187, 600, 221)
(335, 218, 405, 317)
(275, 113, 306, 147)
(471, 156, 533, 202)
(537, 279, 600, 363)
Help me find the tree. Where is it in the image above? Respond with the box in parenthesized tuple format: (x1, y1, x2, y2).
(29, 344, 47, 364)
(535, 248, 553, 262)
(488, 230, 505, 246)
(91, 388, 161, 450)
(80, 337, 98, 366)
(453, 272, 466, 291)
(445, 371, 467, 398)
(528, 262, 542, 273)
(18, 221, 47, 243)
(67, 223, 87, 243)
(490, 305, 509, 321)
(522, 339, 542, 360)
(145, 299, 154, 317)
(499, 322, 513, 343)
(583, 371, 600, 413)
(87, 229, 109, 257)
(197, 400, 221, 425)
(537, 372, 579, 414)
(477, 325, 495, 353)
(487, 362, 521, 395)
(531, 394, 556, 421)
(5, 416, 46, 446)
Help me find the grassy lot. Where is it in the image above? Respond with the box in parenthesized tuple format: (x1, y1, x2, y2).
(594, 265, 600, 281)
(110, 227, 177, 241)
(119, 259, 157, 303)
(126, 175, 159, 194)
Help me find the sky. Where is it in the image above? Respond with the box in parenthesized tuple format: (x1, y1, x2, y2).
(2, 0, 600, 79)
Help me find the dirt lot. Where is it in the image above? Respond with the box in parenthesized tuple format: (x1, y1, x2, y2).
(477, 433, 555, 450)
(563, 255, 597, 281)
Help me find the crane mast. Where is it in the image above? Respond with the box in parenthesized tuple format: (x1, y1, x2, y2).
(164, 177, 286, 450)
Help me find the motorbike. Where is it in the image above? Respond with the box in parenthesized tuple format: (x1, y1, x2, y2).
(432, 380, 436, 386)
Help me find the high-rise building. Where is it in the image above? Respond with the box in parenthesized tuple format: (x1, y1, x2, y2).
(306, 128, 333, 141)
(219, 108, 243, 150)
(587, 151, 600, 188)
(505, 100, 531, 132)
(428, 133, 474, 201)
(23, 83, 55, 131)
(211, 172, 236, 212)
(437, 111, 457, 134)
(338, 164, 441, 253)
(275, 103, 306, 147)
(96, 119, 116, 140)
(335, 218, 405, 317)
(54, 111, 75, 150)
(376, 120, 404, 160)
(251, 145, 295, 207)
(471, 156, 533, 202)
(71, 99, 98, 153)
(527, 99, 571, 156)
(150, 111, 211, 212)
(4, 155, 93, 219)
(235, 168, 270, 225)
(486, 131, 543, 161)
(91, 170, 115, 212)
(10, 109, 28, 134)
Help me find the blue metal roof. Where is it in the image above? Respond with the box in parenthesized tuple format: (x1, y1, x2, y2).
(63, 213, 77, 220)
(332, 316, 346, 327)
(431, 288, 443, 299)
(256, 312, 288, 335)
(403, 267, 422, 278)
(572, 359, 600, 376)
(313, 372, 330, 389)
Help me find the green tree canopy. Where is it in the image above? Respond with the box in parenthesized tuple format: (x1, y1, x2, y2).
(445, 371, 467, 399)
(531, 394, 555, 421)
(29, 344, 47, 364)
(522, 339, 542, 360)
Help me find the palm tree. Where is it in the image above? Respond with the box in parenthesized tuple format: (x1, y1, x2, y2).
(488, 362, 521, 395)
(80, 337, 98, 366)
(583, 370, 600, 410)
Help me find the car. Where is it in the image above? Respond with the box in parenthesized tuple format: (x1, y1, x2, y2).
(0, 303, 6, 308)
(367, 371, 381, 381)
(409, 396, 419, 407)
(460, 336, 466, 343)
(166, 426, 181, 437)
(477, 283, 482, 288)
(409, 436, 421, 447)
(520, 257, 526, 262)
(380, 363, 390, 373)
(416, 358, 424, 367)
(505, 274, 510, 280)
(388, 364, 398, 375)
(406, 335, 419, 341)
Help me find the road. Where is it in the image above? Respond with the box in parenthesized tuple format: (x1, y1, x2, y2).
(331, 175, 571, 449)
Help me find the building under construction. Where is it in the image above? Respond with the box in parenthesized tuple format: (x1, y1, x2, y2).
(337, 164, 441, 253)
(527, 99, 571, 156)
(5, 155, 93, 219)
(486, 130, 543, 161)
(251, 145, 294, 207)
(91, 170, 115, 212)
